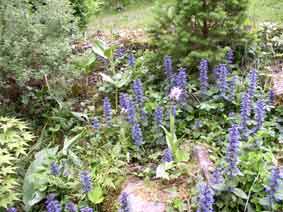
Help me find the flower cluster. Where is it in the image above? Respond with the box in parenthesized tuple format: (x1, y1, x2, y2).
(269, 89, 275, 105)
(154, 106, 163, 127)
(197, 183, 215, 212)
(169, 87, 183, 102)
(210, 168, 224, 185)
(162, 148, 173, 163)
(133, 79, 144, 106)
(266, 167, 283, 205)
(164, 55, 173, 79)
(174, 68, 187, 89)
(103, 97, 112, 126)
(226, 48, 234, 64)
(119, 93, 130, 112)
(119, 192, 130, 212)
(240, 92, 251, 131)
(131, 123, 143, 146)
(229, 76, 237, 101)
(45, 194, 61, 212)
(50, 162, 60, 176)
(92, 117, 100, 130)
(255, 100, 265, 131)
(115, 47, 125, 59)
(218, 64, 228, 98)
(80, 207, 93, 212)
(199, 59, 209, 95)
(65, 202, 77, 212)
(7, 208, 17, 212)
(80, 171, 92, 193)
(128, 53, 136, 67)
(126, 99, 136, 125)
(225, 125, 241, 177)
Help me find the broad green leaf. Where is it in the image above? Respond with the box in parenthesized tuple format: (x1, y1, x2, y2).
(62, 130, 86, 155)
(23, 147, 58, 211)
(232, 188, 248, 200)
(88, 186, 104, 204)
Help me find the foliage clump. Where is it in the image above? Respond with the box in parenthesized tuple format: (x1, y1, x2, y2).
(150, 0, 253, 66)
(0, 0, 77, 86)
(0, 117, 33, 208)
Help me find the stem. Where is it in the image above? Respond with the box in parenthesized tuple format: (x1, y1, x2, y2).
(244, 172, 260, 212)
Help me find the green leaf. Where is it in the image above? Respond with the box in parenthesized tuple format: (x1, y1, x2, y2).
(92, 39, 108, 59)
(88, 186, 104, 204)
(23, 147, 58, 211)
(259, 197, 271, 207)
(155, 164, 170, 180)
(62, 130, 86, 155)
(232, 188, 248, 200)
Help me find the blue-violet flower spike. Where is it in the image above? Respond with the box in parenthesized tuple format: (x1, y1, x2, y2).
(50, 162, 60, 176)
(80, 171, 92, 193)
(103, 97, 112, 125)
(65, 202, 77, 212)
(131, 123, 143, 146)
(80, 207, 93, 212)
(225, 125, 241, 177)
(119, 192, 130, 212)
(197, 183, 215, 212)
(199, 59, 209, 95)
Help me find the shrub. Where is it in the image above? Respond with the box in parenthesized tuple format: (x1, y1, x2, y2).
(69, 0, 103, 28)
(0, 117, 33, 208)
(149, 0, 254, 67)
(0, 0, 78, 86)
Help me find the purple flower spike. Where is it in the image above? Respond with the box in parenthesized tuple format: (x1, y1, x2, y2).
(226, 48, 234, 64)
(266, 167, 283, 206)
(7, 208, 17, 212)
(92, 117, 100, 129)
(50, 162, 60, 176)
(199, 59, 209, 95)
(197, 183, 215, 212)
(80, 207, 93, 212)
(164, 55, 173, 79)
(255, 100, 265, 131)
(248, 69, 257, 98)
(133, 79, 144, 106)
(119, 192, 130, 212)
(103, 97, 112, 125)
(229, 76, 237, 101)
(154, 106, 163, 127)
(45, 195, 61, 212)
(131, 123, 143, 146)
(218, 64, 228, 98)
(119, 93, 130, 112)
(240, 92, 251, 131)
(65, 202, 77, 212)
(225, 125, 241, 177)
(80, 171, 92, 193)
(162, 148, 173, 162)
(115, 47, 125, 58)
(128, 53, 135, 67)
(175, 68, 187, 89)
(126, 99, 136, 125)
(269, 89, 275, 105)
(210, 168, 224, 185)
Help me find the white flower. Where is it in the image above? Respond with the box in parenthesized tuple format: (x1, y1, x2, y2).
(169, 87, 183, 101)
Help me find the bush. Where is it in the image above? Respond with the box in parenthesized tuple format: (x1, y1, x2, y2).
(149, 0, 254, 67)
(0, 117, 33, 208)
(70, 0, 103, 28)
(0, 0, 78, 86)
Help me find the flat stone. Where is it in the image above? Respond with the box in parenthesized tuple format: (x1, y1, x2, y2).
(120, 177, 176, 212)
